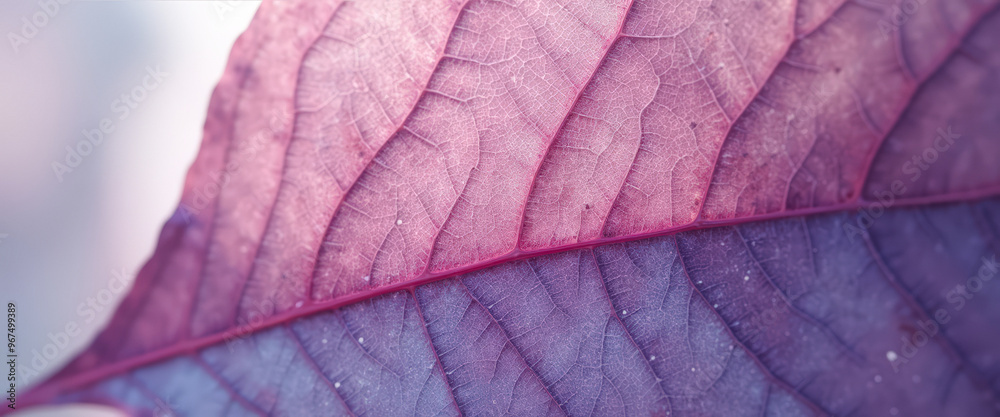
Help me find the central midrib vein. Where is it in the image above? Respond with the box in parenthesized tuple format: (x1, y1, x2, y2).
(26, 185, 1000, 404)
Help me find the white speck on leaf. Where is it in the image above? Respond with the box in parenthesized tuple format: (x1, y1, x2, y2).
(334, 382, 341, 389)
(358, 337, 364, 344)
(294, 301, 303, 308)
(886, 351, 898, 361)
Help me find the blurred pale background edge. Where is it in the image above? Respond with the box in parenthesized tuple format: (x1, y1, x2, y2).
(0, 2, 262, 416)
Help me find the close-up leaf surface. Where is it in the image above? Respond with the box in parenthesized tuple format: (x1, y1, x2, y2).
(13, 0, 1000, 415)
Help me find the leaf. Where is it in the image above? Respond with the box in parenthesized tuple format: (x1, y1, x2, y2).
(15, 0, 1000, 415)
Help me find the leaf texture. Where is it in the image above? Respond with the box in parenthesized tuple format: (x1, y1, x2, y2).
(34, 200, 1000, 416)
(15, 0, 1000, 415)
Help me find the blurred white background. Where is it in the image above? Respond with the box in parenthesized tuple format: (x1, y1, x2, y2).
(0, 1, 261, 415)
